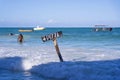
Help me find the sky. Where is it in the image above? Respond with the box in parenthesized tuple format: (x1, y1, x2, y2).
(0, 0, 120, 27)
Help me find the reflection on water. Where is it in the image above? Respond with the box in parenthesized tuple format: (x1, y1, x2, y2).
(0, 69, 44, 80)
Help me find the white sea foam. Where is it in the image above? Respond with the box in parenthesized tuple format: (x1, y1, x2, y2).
(0, 46, 120, 80)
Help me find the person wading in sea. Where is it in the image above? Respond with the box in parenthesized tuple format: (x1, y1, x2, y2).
(18, 34, 23, 43)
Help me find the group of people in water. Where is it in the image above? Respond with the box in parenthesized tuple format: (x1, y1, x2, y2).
(9, 33, 24, 43)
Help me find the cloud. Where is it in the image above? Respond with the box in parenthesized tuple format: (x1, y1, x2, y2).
(47, 19, 57, 24)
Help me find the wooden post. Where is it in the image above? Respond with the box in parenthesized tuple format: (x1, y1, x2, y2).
(41, 31, 64, 62)
(53, 38, 63, 62)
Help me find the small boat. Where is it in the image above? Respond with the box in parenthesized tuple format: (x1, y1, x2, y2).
(93, 25, 112, 32)
(33, 26, 45, 30)
(18, 29, 33, 32)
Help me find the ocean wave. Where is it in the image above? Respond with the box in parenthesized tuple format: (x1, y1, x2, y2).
(30, 60, 120, 80)
(0, 56, 120, 80)
(0, 46, 120, 80)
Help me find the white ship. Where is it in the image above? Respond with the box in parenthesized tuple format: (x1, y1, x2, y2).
(33, 26, 45, 30)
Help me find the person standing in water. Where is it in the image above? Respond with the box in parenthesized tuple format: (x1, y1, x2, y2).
(18, 34, 23, 43)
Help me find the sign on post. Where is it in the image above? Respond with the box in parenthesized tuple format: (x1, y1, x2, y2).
(41, 31, 63, 62)
(41, 31, 62, 42)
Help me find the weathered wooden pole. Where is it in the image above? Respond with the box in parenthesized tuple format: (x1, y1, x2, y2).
(41, 31, 64, 62)
(53, 38, 63, 62)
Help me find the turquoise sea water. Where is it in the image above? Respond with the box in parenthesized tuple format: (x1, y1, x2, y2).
(0, 27, 120, 80)
(1, 27, 120, 48)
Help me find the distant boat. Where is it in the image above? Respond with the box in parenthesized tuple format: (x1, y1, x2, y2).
(33, 26, 45, 30)
(93, 25, 112, 32)
(18, 29, 33, 32)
